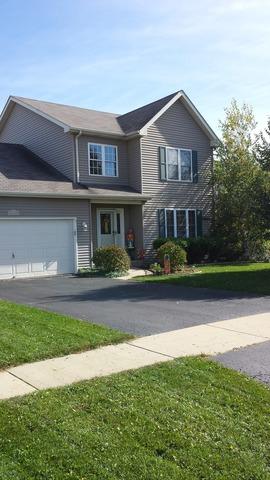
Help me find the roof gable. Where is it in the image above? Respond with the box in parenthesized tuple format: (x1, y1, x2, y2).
(0, 91, 219, 145)
(117, 92, 178, 134)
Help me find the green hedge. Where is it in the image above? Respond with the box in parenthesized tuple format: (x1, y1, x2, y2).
(93, 246, 130, 274)
(157, 241, 186, 272)
(153, 236, 244, 264)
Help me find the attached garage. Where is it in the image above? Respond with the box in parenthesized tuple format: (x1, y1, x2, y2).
(0, 218, 77, 279)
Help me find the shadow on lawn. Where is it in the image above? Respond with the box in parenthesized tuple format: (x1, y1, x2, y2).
(41, 269, 270, 305)
(160, 268, 270, 296)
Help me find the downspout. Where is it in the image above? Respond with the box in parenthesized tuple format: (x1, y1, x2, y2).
(74, 130, 82, 183)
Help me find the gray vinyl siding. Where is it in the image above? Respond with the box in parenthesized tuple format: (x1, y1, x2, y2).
(78, 135, 128, 185)
(0, 104, 74, 180)
(127, 138, 142, 192)
(141, 99, 213, 253)
(0, 197, 91, 268)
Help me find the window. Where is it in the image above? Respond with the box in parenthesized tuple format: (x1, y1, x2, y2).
(167, 148, 179, 180)
(166, 148, 192, 182)
(161, 208, 197, 238)
(89, 143, 118, 177)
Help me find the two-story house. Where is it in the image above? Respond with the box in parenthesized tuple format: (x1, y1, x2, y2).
(0, 90, 219, 279)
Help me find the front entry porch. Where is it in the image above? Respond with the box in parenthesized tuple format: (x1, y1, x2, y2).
(91, 203, 144, 257)
(96, 208, 125, 248)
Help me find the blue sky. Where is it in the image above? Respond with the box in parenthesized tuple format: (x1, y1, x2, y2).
(0, 0, 269, 132)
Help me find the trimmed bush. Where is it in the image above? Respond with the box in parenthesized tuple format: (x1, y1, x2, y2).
(157, 241, 186, 272)
(248, 239, 270, 262)
(153, 235, 245, 264)
(149, 262, 163, 275)
(92, 246, 130, 274)
(153, 237, 188, 251)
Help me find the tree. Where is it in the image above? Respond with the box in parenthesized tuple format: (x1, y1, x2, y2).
(213, 99, 270, 258)
(256, 118, 270, 171)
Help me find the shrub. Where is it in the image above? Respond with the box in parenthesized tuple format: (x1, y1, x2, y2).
(153, 237, 188, 251)
(157, 241, 186, 272)
(153, 235, 246, 264)
(149, 262, 163, 275)
(248, 239, 270, 262)
(92, 246, 130, 274)
(186, 237, 210, 264)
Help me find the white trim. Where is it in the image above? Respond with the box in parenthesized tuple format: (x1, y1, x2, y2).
(165, 147, 193, 182)
(140, 92, 182, 135)
(88, 142, 119, 178)
(164, 208, 197, 238)
(0, 92, 220, 145)
(139, 90, 220, 146)
(96, 208, 125, 248)
(0, 216, 78, 274)
(74, 130, 82, 183)
(0, 96, 70, 132)
(0, 191, 150, 202)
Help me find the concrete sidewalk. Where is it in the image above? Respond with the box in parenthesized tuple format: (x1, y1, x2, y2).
(1, 312, 269, 400)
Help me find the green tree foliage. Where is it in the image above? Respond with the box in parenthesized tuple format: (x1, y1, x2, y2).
(213, 100, 270, 257)
(256, 118, 270, 171)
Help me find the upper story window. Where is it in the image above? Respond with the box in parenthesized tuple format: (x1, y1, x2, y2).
(88, 143, 118, 177)
(166, 147, 192, 182)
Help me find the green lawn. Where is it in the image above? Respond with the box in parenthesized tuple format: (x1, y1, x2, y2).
(0, 300, 132, 369)
(139, 262, 270, 295)
(0, 358, 269, 479)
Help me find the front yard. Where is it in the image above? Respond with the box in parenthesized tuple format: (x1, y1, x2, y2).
(0, 357, 269, 479)
(0, 300, 132, 369)
(139, 262, 270, 295)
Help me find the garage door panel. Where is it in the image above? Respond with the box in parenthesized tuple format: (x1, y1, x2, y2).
(0, 219, 76, 279)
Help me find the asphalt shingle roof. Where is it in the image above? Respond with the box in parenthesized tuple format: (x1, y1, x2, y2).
(0, 143, 85, 194)
(13, 92, 179, 136)
(0, 143, 147, 199)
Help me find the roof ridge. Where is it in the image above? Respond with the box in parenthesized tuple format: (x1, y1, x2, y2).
(13, 96, 120, 117)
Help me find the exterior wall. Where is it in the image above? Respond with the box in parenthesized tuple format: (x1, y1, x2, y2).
(141, 99, 213, 253)
(0, 197, 91, 268)
(0, 104, 74, 180)
(78, 135, 129, 186)
(127, 137, 142, 192)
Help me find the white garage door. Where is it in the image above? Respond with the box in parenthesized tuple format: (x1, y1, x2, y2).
(0, 219, 76, 279)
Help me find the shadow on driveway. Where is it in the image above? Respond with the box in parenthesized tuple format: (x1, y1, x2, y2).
(0, 276, 269, 336)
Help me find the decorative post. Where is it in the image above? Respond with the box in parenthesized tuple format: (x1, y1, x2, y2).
(164, 254, 171, 275)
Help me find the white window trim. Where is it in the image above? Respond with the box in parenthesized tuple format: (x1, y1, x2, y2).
(88, 142, 119, 178)
(164, 208, 197, 238)
(166, 147, 193, 182)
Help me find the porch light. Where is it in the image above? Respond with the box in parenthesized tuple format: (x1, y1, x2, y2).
(81, 221, 88, 232)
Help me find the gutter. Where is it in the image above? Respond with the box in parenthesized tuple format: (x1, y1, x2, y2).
(74, 130, 82, 183)
(68, 127, 141, 140)
(0, 191, 151, 203)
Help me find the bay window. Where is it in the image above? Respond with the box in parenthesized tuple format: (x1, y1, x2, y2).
(158, 208, 202, 238)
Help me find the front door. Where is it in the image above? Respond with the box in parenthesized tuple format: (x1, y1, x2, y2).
(97, 209, 125, 248)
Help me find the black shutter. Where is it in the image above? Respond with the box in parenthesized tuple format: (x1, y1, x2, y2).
(158, 209, 166, 237)
(196, 210, 203, 237)
(192, 150, 198, 183)
(159, 146, 167, 181)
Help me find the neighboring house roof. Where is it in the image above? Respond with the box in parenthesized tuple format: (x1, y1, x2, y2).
(0, 91, 220, 145)
(0, 143, 149, 202)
